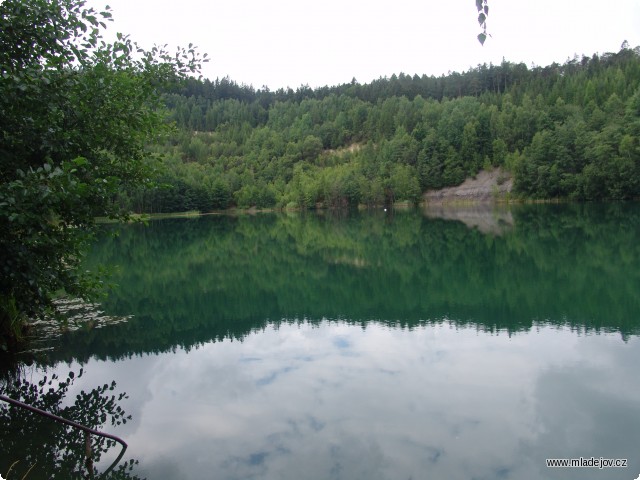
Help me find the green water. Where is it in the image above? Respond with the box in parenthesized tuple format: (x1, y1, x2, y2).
(2, 204, 640, 479)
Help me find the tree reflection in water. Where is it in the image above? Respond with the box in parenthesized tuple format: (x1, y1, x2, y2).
(0, 368, 143, 479)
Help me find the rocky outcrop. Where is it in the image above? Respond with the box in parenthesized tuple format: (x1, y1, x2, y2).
(424, 169, 512, 204)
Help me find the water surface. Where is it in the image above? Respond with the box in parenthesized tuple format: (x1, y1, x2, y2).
(2, 204, 640, 479)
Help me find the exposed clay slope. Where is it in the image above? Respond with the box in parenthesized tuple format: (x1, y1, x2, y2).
(424, 169, 512, 203)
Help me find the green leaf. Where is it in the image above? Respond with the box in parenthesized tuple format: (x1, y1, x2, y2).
(478, 32, 487, 45)
(478, 12, 486, 25)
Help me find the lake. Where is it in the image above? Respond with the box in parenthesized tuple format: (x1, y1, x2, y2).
(2, 204, 640, 480)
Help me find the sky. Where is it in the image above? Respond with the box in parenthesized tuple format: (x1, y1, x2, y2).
(85, 0, 640, 90)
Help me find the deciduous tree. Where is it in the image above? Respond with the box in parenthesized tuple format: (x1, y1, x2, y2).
(0, 0, 205, 348)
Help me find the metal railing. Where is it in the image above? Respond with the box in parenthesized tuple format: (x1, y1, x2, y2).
(0, 394, 128, 477)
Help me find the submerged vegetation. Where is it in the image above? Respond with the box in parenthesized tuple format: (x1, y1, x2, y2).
(118, 44, 640, 213)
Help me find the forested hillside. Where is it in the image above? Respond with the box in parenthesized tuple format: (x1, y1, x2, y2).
(125, 45, 640, 213)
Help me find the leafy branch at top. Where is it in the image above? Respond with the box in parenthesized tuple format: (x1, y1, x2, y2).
(476, 0, 489, 45)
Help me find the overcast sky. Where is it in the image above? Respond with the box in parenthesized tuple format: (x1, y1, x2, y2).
(86, 0, 640, 90)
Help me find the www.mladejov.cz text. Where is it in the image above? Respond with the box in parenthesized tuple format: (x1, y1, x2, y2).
(546, 457, 627, 469)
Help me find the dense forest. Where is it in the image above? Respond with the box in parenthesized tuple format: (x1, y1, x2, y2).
(123, 45, 640, 213)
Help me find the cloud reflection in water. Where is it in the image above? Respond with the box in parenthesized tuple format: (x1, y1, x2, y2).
(62, 320, 640, 480)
